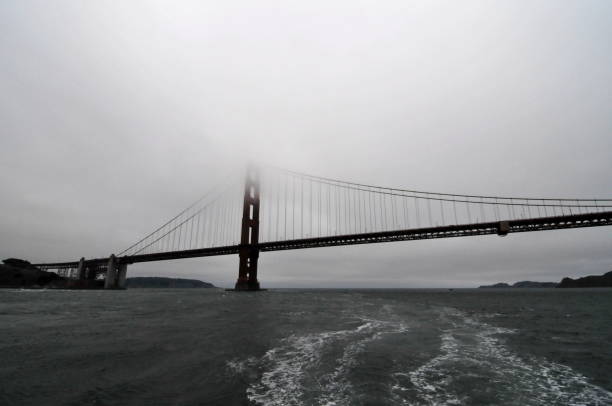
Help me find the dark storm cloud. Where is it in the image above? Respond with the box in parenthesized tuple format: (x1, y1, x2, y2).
(1, 0, 611, 287)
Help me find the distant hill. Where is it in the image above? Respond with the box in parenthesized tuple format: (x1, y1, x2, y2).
(479, 281, 558, 288)
(479, 282, 511, 288)
(512, 281, 558, 288)
(480, 271, 612, 289)
(126, 277, 215, 288)
(558, 271, 612, 288)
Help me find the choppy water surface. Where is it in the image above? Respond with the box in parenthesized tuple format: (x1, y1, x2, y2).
(1, 288, 611, 405)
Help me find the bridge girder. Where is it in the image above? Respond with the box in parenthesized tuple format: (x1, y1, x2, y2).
(33, 211, 612, 271)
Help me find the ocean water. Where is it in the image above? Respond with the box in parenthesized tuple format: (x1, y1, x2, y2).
(1, 288, 611, 406)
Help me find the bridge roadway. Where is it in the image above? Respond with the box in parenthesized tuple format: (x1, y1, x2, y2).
(35, 211, 612, 271)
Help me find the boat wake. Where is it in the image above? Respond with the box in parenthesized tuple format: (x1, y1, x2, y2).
(228, 311, 408, 406)
(227, 306, 612, 405)
(391, 307, 612, 406)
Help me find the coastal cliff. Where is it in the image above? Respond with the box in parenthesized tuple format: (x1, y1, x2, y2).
(558, 271, 612, 288)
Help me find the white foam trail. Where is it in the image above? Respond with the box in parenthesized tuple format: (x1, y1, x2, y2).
(392, 307, 612, 406)
(316, 319, 409, 406)
(239, 316, 408, 406)
(391, 332, 463, 405)
(226, 357, 257, 375)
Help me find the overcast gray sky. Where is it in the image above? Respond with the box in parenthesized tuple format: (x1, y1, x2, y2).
(1, 0, 611, 288)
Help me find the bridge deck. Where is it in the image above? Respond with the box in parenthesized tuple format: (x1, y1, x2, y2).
(35, 211, 612, 270)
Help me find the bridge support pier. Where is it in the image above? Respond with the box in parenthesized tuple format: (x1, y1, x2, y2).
(234, 165, 261, 291)
(104, 254, 127, 289)
(104, 255, 128, 289)
(104, 254, 117, 289)
(77, 257, 86, 280)
(117, 264, 127, 289)
(87, 263, 98, 280)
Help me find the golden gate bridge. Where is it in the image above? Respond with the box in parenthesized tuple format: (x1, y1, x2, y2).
(35, 165, 612, 290)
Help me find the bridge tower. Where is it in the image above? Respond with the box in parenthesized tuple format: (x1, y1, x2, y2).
(235, 165, 261, 290)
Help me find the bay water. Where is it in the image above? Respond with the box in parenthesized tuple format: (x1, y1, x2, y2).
(1, 288, 611, 405)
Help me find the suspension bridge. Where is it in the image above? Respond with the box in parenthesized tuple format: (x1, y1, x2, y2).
(35, 165, 612, 290)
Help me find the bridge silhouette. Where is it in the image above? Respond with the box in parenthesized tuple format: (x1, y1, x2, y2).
(35, 165, 612, 290)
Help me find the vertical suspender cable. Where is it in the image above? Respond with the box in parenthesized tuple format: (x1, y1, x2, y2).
(327, 183, 331, 235)
(356, 186, 361, 233)
(207, 206, 213, 248)
(171, 218, 177, 250)
(218, 199, 224, 246)
(427, 194, 433, 227)
(379, 192, 385, 231)
(195, 208, 201, 248)
(310, 178, 313, 237)
(526, 199, 532, 219)
(292, 175, 296, 239)
(284, 173, 288, 239)
(276, 172, 280, 241)
(221, 197, 227, 245)
(177, 217, 183, 250)
(415, 195, 421, 228)
(479, 198, 485, 223)
(336, 185, 342, 235)
(576, 199, 581, 215)
(208, 203, 214, 248)
(345, 185, 350, 234)
(391, 194, 397, 229)
(494, 198, 500, 221)
(403, 194, 410, 229)
(318, 180, 322, 237)
(369, 189, 374, 232)
(189, 214, 194, 249)
(383, 192, 388, 230)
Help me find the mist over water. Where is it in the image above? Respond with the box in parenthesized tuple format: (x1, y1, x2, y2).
(1, 288, 611, 405)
